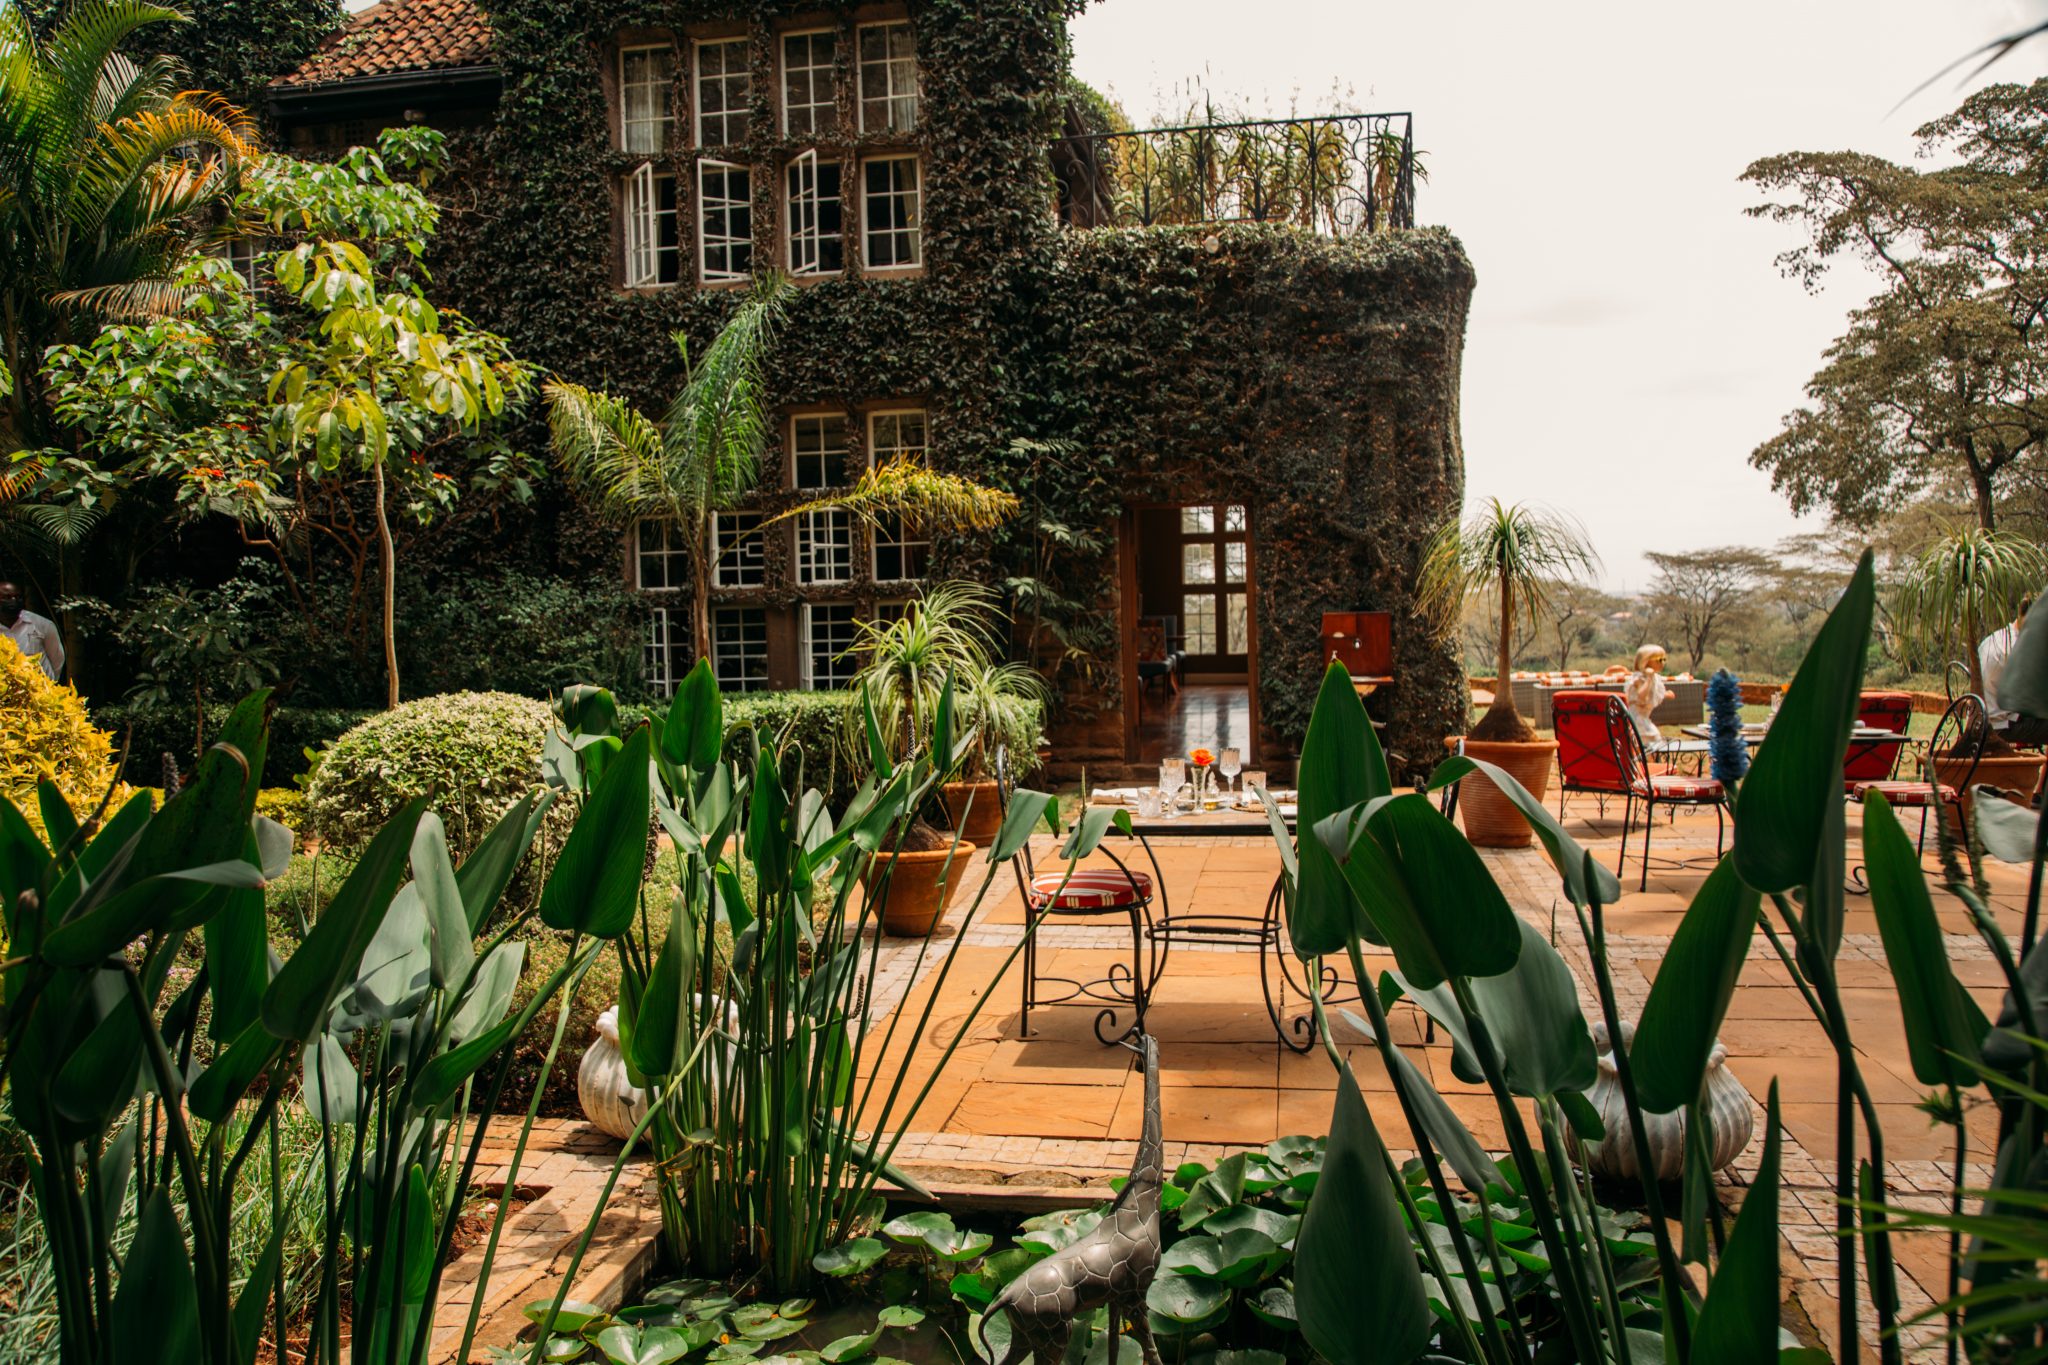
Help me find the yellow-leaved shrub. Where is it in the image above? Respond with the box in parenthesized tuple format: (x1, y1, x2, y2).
(0, 641, 132, 836)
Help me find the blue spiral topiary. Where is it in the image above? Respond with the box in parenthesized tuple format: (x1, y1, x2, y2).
(1708, 668, 1749, 787)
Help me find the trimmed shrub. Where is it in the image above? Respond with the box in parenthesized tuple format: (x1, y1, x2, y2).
(93, 698, 372, 788)
(307, 691, 563, 863)
(0, 645, 132, 835)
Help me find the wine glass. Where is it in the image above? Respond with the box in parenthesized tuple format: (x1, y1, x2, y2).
(1158, 758, 1185, 816)
(1219, 747, 1243, 804)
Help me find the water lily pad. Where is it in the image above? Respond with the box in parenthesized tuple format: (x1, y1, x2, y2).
(1246, 1287, 1296, 1330)
(739, 1319, 808, 1343)
(594, 1324, 693, 1365)
(1160, 1229, 1283, 1287)
(876, 1306, 925, 1328)
(814, 1238, 887, 1277)
(542, 1336, 586, 1363)
(710, 1341, 766, 1360)
(1016, 1209, 1100, 1256)
(778, 1299, 815, 1319)
(642, 1279, 718, 1305)
(524, 1299, 610, 1334)
(819, 1330, 880, 1363)
(1147, 1273, 1231, 1325)
(1202, 1205, 1298, 1249)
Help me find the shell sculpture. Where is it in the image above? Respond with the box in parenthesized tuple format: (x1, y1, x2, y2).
(576, 1006, 648, 1140)
(1574, 1020, 1755, 1182)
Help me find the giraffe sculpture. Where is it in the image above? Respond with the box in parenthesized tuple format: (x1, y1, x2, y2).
(980, 1033, 1165, 1365)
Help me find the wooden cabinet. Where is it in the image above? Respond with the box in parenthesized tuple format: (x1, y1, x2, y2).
(1320, 611, 1391, 678)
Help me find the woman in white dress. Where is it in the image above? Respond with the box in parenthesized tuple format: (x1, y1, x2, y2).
(1624, 644, 1668, 744)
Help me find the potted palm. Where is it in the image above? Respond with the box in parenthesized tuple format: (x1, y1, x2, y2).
(1892, 526, 2048, 811)
(1418, 498, 1600, 847)
(944, 658, 1046, 844)
(846, 582, 1021, 934)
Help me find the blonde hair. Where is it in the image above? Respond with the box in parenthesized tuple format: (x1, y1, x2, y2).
(1634, 644, 1667, 671)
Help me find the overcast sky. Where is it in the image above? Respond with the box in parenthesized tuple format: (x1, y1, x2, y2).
(1066, 0, 2048, 589)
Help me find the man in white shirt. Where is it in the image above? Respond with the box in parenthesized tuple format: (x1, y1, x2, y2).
(1981, 599, 2048, 744)
(0, 582, 64, 682)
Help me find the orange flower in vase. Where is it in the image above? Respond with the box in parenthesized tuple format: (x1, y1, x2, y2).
(1188, 748, 1215, 768)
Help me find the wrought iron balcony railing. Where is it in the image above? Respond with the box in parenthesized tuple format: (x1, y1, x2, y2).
(1053, 111, 1416, 237)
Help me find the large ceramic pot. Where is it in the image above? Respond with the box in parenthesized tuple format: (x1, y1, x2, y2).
(866, 842, 976, 937)
(942, 780, 1005, 846)
(576, 1006, 647, 1140)
(1933, 751, 2045, 836)
(1572, 1021, 1754, 1182)
(1456, 738, 1558, 848)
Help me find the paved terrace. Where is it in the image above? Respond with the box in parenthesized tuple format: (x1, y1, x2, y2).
(435, 794, 2024, 1363)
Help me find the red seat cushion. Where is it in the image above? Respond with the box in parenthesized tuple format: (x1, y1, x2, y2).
(1852, 780, 1958, 808)
(1633, 774, 1723, 801)
(1027, 867, 1153, 911)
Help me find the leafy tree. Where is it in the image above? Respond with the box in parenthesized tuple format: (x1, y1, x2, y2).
(1644, 546, 1774, 672)
(1745, 79, 2048, 531)
(1535, 576, 1623, 672)
(151, 0, 342, 108)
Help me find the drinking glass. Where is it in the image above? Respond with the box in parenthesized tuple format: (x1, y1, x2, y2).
(1219, 747, 1243, 802)
(1242, 770, 1269, 808)
(1135, 787, 1165, 818)
(1157, 759, 1185, 817)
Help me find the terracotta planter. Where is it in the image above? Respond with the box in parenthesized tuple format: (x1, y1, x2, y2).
(1571, 1021, 1754, 1182)
(1932, 751, 2045, 835)
(942, 780, 1005, 846)
(866, 842, 976, 937)
(1455, 738, 1558, 848)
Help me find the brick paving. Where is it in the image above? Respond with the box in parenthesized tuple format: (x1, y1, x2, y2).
(444, 798, 2030, 1362)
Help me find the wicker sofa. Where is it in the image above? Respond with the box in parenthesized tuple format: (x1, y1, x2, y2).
(1508, 673, 1706, 731)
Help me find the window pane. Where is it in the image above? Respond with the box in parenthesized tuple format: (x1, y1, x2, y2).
(786, 156, 844, 275)
(1182, 543, 1215, 585)
(1182, 595, 1217, 654)
(797, 509, 852, 583)
(781, 31, 837, 135)
(637, 518, 683, 590)
(712, 607, 769, 692)
(647, 607, 687, 696)
(696, 39, 751, 146)
(806, 604, 860, 688)
(1224, 541, 1246, 584)
(714, 512, 764, 587)
(792, 414, 847, 488)
(620, 46, 675, 153)
(862, 157, 921, 269)
(699, 161, 752, 281)
(1223, 504, 1247, 532)
(1180, 506, 1214, 534)
(625, 167, 681, 287)
(868, 409, 928, 464)
(873, 510, 929, 580)
(858, 22, 918, 132)
(1226, 593, 1249, 655)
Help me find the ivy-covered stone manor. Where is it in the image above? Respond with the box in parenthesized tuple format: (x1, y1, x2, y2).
(272, 0, 1474, 775)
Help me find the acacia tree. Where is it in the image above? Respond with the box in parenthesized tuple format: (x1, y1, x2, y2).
(1535, 576, 1622, 672)
(1744, 79, 2048, 532)
(1644, 546, 1773, 672)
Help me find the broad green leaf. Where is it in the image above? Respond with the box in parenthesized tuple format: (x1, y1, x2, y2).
(1294, 662, 1390, 955)
(1630, 856, 1758, 1113)
(204, 828, 270, 1040)
(412, 813, 471, 989)
(359, 1164, 435, 1361)
(109, 1190, 200, 1365)
(629, 897, 697, 1078)
(234, 1223, 283, 1365)
(1380, 1029, 1496, 1196)
(862, 684, 894, 779)
(664, 658, 724, 775)
(1318, 794, 1522, 990)
(1690, 1083, 1782, 1362)
(301, 1033, 358, 1125)
(1147, 1273, 1231, 1326)
(559, 683, 619, 739)
(820, 1329, 882, 1364)
(189, 1018, 286, 1123)
(37, 779, 77, 851)
(1425, 754, 1622, 907)
(1160, 1228, 1284, 1286)
(523, 1299, 612, 1334)
(354, 883, 431, 1019)
(1863, 792, 1991, 1087)
(541, 726, 652, 937)
(1293, 1064, 1432, 1364)
(454, 791, 549, 932)
(596, 1324, 694, 1365)
(446, 941, 525, 1047)
(261, 799, 423, 1041)
(1734, 552, 1874, 892)
(1973, 789, 2041, 864)
(1395, 918, 1596, 1098)
(986, 788, 1056, 863)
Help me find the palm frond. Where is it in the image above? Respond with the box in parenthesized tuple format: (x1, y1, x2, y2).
(661, 272, 791, 511)
(1416, 497, 1599, 634)
(765, 459, 1019, 533)
(544, 379, 671, 521)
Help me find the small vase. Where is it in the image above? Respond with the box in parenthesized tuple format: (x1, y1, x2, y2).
(1571, 1020, 1755, 1182)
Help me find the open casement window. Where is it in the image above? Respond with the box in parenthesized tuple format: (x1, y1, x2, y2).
(624, 163, 681, 287)
(619, 44, 675, 153)
(801, 603, 860, 689)
(787, 149, 845, 276)
(698, 159, 753, 283)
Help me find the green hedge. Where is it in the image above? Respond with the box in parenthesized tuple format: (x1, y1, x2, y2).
(93, 699, 373, 788)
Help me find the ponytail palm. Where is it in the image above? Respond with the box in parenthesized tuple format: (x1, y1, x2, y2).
(1418, 498, 1599, 741)
(547, 273, 791, 662)
(1892, 525, 2046, 697)
(0, 1, 257, 447)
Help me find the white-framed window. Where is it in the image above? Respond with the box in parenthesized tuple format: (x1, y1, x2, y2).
(781, 30, 837, 136)
(868, 410, 931, 580)
(787, 150, 844, 276)
(862, 156, 922, 270)
(694, 37, 751, 146)
(647, 606, 688, 695)
(212, 235, 264, 290)
(797, 509, 852, 584)
(624, 163, 681, 287)
(619, 44, 676, 152)
(637, 517, 688, 590)
(698, 159, 753, 282)
(712, 606, 770, 692)
(790, 413, 847, 488)
(868, 599, 913, 628)
(856, 22, 917, 132)
(712, 511, 764, 587)
(802, 603, 860, 689)
(1182, 594, 1218, 654)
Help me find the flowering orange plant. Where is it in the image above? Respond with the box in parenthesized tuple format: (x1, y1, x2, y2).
(1188, 748, 1215, 766)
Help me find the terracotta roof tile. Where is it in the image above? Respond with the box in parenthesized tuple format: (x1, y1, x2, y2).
(273, 0, 495, 89)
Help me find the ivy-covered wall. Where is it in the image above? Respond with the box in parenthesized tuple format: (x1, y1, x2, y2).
(427, 0, 1472, 774)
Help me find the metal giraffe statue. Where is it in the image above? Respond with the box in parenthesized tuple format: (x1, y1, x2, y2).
(981, 1032, 1165, 1365)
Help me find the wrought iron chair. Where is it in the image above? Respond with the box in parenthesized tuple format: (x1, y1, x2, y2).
(996, 748, 1170, 1045)
(1608, 695, 1726, 892)
(1842, 691, 1914, 794)
(1554, 689, 1635, 823)
(1850, 693, 1986, 854)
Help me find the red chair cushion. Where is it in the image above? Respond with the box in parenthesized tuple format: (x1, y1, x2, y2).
(1852, 780, 1958, 808)
(1027, 867, 1153, 910)
(1634, 774, 1723, 801)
